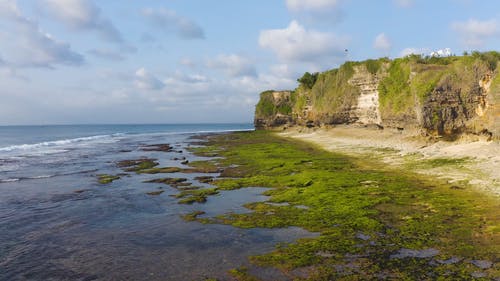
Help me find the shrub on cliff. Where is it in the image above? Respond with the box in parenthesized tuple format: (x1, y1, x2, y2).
(255, 91, 293, 119)
(297, 72, 319, 89)
(471, 50, 500, 70)
(255, 91, 276, 118)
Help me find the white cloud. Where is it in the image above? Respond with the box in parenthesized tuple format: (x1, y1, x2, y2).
(393, 0, 414, 8)
(43, 0, 123, 43)
(134, 68, 165, 90)
(452, 19, 499, 47)
(373, 33, 391, 52)
(168, 71, 210, 84)
(399, 47, 429, 57)
(286, 0, 339, 12)
(207, 54, 257, 77)
(0, 0, 20, 19)
(258, 65, 298, 90)
(259, 20, 348, 65)
(142, 8, 205, 39)
(179, 58, 196, 68)
(0, 0, 84, 68)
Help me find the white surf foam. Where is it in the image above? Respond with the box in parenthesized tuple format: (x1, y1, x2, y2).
(0, 134, 121, 154)
(0, 178, 20, 183)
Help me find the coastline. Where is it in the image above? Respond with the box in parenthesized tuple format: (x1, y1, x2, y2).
(279, 125, 500, 198)
(188, 130, 500, 280)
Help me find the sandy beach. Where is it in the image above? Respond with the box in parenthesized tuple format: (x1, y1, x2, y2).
(280, 126, 500, 198)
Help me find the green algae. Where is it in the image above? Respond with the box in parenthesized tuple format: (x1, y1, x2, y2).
(186, 160, 222, 173)
(175, 188, 219, 204)
(146, 190, 164, 196)
(136, 163, 221, 174)
(144, 177, 191, 188)
(140, 143, 173, 152)
(189, 131, 500, 280)
(117, 158, 159, 172)
(182, 211, 206, 221)
(137, 167, 182, 174)
(187, 146, 220, 157)
(228, 267, 260, 281)
(194, 176, 214, 183)
(97, 174, 121, 184)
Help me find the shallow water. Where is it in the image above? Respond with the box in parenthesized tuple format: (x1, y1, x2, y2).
(0, 125, 315, 280)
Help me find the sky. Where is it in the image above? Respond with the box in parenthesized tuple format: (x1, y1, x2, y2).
(0, 0, 499, 125)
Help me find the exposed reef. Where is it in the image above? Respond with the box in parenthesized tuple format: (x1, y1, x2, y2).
(117, 158, 159, 172)
(186, 131, 500, 280)
(97, 174, 121, 184)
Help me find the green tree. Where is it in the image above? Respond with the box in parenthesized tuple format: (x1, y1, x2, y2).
(297, 72, 319, 89)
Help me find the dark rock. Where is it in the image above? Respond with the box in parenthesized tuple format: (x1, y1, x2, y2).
(437, 256, 462, 264)
(471, 272, 487, 278)
(146, 190, 164, 196)
(194, 176, 214, 183)
(390, 248, 440, 259)
(471, 260, 493, 269)
(140, 144, 173, 152)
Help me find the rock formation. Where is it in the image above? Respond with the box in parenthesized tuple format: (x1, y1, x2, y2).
(254, 52, 500, 139)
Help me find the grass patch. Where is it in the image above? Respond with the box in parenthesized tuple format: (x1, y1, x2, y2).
(423, 157, 471, 168)
(309, 62, 359, 123)
(255, 90, 293, 119)
(192, 131, 500, 279)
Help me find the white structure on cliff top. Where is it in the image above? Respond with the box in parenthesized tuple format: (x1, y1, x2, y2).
(430, 48, 452, 57)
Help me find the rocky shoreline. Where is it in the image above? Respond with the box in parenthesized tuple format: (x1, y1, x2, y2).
(280, 125, 500, 198)
(184, 131, 500, 280)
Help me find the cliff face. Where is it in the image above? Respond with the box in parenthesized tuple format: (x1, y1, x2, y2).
(254, 53, 500, 139)
(348, 65, 383, 125)
(254, 90, 294, 129)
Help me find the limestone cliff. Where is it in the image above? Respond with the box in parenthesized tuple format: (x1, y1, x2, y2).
(254, 90, 294, 129)
(254, 52, 500, 139)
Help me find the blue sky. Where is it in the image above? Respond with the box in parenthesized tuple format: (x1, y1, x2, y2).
(1, 0, 499, 125)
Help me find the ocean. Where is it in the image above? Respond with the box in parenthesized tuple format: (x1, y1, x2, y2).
(0, 124, 313, 280)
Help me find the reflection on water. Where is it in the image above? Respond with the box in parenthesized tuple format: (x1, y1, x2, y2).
(0, 132, 315, 281)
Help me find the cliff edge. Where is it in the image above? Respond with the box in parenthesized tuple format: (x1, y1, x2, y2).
(255, 52, 500, 140)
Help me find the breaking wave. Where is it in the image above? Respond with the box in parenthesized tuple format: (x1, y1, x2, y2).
(0, 134, 122, 154)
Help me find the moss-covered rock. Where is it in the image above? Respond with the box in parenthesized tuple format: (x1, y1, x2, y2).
(254, 90, 294, 129)
(117, 158, 159, 172)
(144, 177, 190, 188)
(97, 174, 121, 184)
(175, 188, 219, 204)
(189, 131, 500, 279)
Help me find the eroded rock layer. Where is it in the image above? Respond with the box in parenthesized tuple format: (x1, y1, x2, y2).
(254, 53, 500, 139)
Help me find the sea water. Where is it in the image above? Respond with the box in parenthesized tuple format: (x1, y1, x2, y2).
(0, 124, 314, 280)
